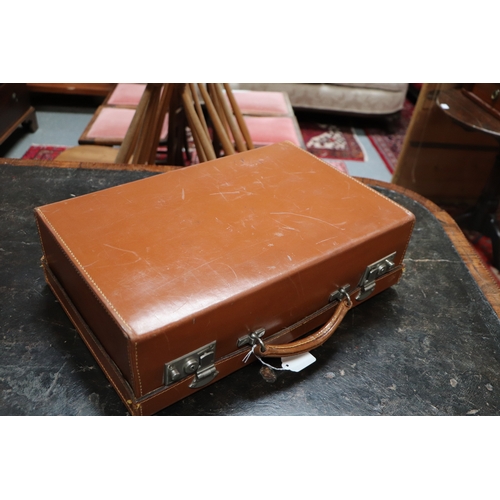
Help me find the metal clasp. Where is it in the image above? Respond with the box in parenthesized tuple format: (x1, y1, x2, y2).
(356, 252, 396, 301)
(329, 284, 351, 306)
(164, 341, 218, 389)
(237, 327, 266, 351)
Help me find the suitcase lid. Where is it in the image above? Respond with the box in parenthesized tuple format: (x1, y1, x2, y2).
(36, 142, 414, 339)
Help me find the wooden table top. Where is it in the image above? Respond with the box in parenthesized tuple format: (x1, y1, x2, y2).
(1, 158, 499, 415)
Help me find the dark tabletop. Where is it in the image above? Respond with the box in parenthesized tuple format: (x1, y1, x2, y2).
(1, 163, 500, 416)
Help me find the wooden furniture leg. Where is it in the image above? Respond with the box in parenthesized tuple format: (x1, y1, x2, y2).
(213, 83, 247, 152)
(115, 83, 155, 164)
(197, 83, 235, 157)
(147, 84, 173, 165)
(189, 83, 211, 140)
(182, 86, 216, 162)
(134, 84, 163, 164)
(167, 84, 187, 166)
(223, 83, 254, 150)
(22, 107, 39, 133)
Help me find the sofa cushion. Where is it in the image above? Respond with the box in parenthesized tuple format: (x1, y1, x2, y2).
(326, 83, 407, 92)
(231, 83, 408, 115)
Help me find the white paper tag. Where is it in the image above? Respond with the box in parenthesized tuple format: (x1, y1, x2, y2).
(281, 352, 316, 372)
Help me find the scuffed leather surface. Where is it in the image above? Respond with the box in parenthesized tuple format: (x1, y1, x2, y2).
(231, 83, 408, 115)
(35, 143, 414, 398)
(1, 163, 500, 415)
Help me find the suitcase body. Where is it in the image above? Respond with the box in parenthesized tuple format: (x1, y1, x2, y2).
(35, 142, 415, 415)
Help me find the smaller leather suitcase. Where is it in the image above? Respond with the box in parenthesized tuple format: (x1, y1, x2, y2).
(35, 142, 415, 415)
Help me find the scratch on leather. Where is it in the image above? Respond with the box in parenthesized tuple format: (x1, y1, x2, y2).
(270, 212, 347, 230)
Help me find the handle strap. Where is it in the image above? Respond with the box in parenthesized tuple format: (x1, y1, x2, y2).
(254, 293, 352, 358)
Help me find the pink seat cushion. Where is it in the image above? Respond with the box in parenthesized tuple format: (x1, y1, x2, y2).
(85, 107, 168, 142)
(107, 83, 146, 106)
(231, 91, 291, 116)
(243, 116, 303, 147)
(108, 86, 291, 116)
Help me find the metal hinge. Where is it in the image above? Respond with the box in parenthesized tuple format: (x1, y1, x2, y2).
(356, 252, 396, 301)
(164, 341, 218, 389)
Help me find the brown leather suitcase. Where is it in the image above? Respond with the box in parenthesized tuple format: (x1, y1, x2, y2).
(35, 142, 415, 415)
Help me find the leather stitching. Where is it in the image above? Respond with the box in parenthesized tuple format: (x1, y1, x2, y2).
(43, 266, 133, 414)
(134, 342, 143, 397)
(36, 209, 139, 394)
(36, 210, 133, 332)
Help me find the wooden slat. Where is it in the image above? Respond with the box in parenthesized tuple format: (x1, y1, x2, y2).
(223, 83, 254, 149)
(182, 86, 216, 162)
(189, 83, 211, 141)
(134, 84, 163, 164)
(213, 83, 246, 152)
(114, 84, 154, 164)
(198, 83, 235, 156)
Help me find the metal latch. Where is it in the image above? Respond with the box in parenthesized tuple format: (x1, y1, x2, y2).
(237, 328, 266, 350)
(356, 252, 396, 301)
(329, 284, 351, 304)
(164, 341, 218, 389)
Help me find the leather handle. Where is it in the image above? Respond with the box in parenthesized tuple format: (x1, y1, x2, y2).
(255, 295, 352, 358)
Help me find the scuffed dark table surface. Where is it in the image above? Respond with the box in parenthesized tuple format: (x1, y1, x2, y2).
(1, 163, 500, 416)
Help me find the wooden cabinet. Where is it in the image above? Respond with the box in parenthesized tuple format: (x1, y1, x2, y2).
(392, 83, 499, 206)
(0, 83, 38, 145)
(468, 83, 500, 113)
(26, 83, 114, 97)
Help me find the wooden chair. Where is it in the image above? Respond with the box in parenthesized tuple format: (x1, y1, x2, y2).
(57, 83, 171, 165)
(57, 83, 253, 166)
(180, 83, 254, 164)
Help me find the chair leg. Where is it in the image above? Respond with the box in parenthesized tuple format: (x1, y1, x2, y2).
(115, 83, 154, 164)
(213, 83, 247, 152)
(134, 84, 163, 164)
(189, 83, 211, 142)
(223, 83, 254, 150)
(146, 84, 173, 165)
(197, 83, 235, 157)
(208, 83, 230, 139)
(167, 84, 187, 166)
(182, 85, 216, 161)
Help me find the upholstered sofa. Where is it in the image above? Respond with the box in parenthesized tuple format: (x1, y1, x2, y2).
(230, 83, 408, 117)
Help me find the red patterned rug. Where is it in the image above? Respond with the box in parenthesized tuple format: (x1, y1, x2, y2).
(300, 123, 364, 162)
(21, 143, 349, 174)
(21, 145, 68, 160)
(22, 101, 413, 172)
(364, 100, 415, 174)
